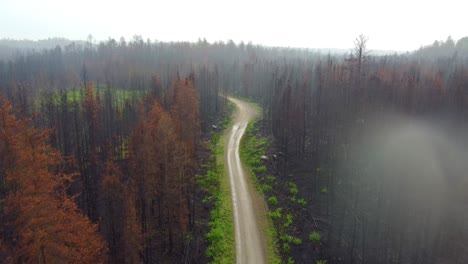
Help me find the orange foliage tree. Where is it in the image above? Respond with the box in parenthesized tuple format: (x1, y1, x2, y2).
(129, 87, 199, 260)
(170, 75, 201, 161)
(0, 97, 107, 263)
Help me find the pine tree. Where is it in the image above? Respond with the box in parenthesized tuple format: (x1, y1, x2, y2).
(101, 154, 142, 264)
(0, 97, 107, 263)
(170, 76, 201, 161)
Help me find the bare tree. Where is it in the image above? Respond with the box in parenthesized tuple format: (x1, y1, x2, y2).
(353, 34, 370, 90)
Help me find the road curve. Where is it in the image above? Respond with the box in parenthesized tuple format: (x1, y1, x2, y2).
(226, 97, 266, 264)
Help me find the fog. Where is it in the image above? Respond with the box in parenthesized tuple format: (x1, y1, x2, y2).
(0, 5, 467, 261)
(334, 114, 468, 263)
(0, 0, 467, 51)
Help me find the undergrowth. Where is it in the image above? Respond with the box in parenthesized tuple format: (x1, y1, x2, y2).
(197, 103, 235, 264)
(241, 115, 310, 263)
(240, 118, 281, 264)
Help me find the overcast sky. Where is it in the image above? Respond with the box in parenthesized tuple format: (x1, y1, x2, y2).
(0, 0, 466, 51)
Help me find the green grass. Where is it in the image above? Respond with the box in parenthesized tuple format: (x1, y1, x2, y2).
(266, 175, 276, 182)
(309, 231, 321, 243)
(204, 158, 235, 263)
(46, 85, 146, 110)
(238, 105, 281, 264)
(240, 108, 315, 263)
(284, 214, 293, 228)
(268, 196, 278, 205)
(321, 187, 328, 194)
(297, 198, 307, 206)
(198, 103, 236, 264)
(269, 208, 283, 220)
(261, 184, 272, 192)
(292, 237, 302, 245)
(240, 121, 269, 194)
(287, 182, 298, 196)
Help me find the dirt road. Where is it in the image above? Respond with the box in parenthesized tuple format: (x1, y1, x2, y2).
(226, 97, 266, 264)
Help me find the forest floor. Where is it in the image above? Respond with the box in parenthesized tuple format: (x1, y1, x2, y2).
(240, 117, 327, 263)
(225, 97, 268, 263)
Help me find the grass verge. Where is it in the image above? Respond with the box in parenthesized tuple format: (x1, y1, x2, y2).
(197, 103, 235, 264)
(239, 107, 281, 264)
(39, 85, 146, 110)
(241, 118, 309, 264)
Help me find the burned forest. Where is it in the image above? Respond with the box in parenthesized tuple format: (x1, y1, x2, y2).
(1, 10, 468, 264)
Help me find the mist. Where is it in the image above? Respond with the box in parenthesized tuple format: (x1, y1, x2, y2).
(1, 0, 467, 51)
(334, 113, 468, 263)
(1, 3, 468, 262)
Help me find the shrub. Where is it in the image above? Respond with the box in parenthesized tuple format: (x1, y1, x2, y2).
(282, 234, 300, 245)
(309, 231, 321, 242)
(261, 184, 272, 192)
(287, 182, 298, 196)
(297, 198, 307, 206)
(281, 234, 293, 243)
(316, 260, 327, 264)
(282, 242, 290, 253)
(284, 214, 293, 228)
(266, 175, 276, 182)
(198, 170, 220, 202)
(269, 208, 282, 220)
(256, 165, 267, 173)
(292, 237, 302, 245)
(268, 196, 278, 205)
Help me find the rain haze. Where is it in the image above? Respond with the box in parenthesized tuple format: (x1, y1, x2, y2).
(0, 0, 467, 50)
(1, 1, 468, 264)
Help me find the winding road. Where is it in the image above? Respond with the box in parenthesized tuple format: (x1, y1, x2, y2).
(226, 97, 266, 264)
